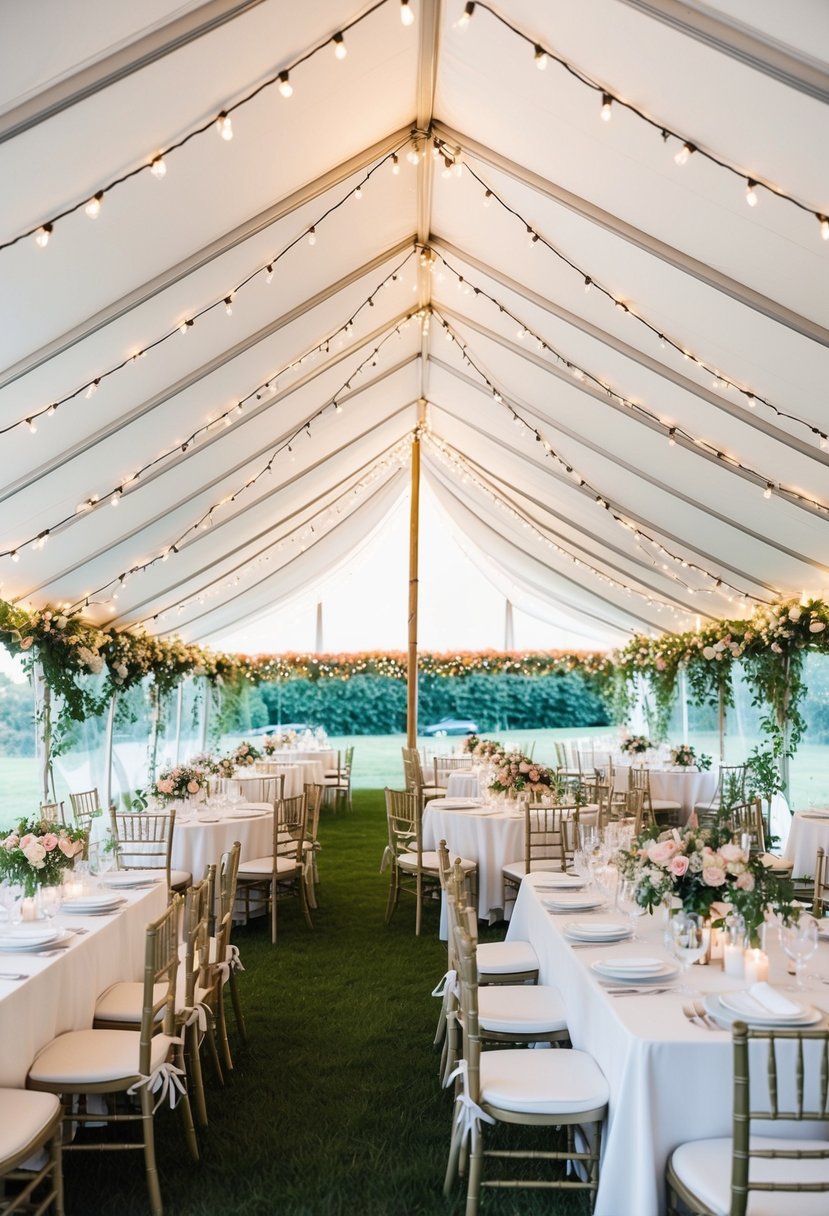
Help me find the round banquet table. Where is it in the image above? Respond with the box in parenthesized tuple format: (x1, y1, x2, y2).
(445, 772, 482, 800)
(234, 764, 303, 798)
(616, 763, 718, 821)
(172, 801, 274, 882)
(782, 808, 829, 878)
(267, 747, 337, 773)
(422, 798, 598, 937)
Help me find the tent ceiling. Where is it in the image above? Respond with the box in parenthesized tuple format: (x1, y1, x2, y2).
(0, 0, 826, 650)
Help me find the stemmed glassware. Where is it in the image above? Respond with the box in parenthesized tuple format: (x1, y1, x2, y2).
(667, 911, 710, 996)
(39, 884, 62, 924)
(780, 913, 819, 991)
(616, 877, 646, 940)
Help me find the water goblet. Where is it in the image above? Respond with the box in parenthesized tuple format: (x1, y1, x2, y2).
(780, 913, 819, 991)
(616, 877, 645, 941)
(39, 884, 62, 924)
(668, 911, 710, 996)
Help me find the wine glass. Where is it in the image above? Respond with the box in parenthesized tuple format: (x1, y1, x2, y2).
(780, 913, 819, 991)
(39, 884, 62, 924)
(616, 877, 646, 941)
(668, 912, 710, 996)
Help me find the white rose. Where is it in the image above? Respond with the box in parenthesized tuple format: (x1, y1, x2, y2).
(788, 606, 802, 622)
(87, 654, 104, 674)
(809, 621, 826, 634)
(56, 616, 67, 628)
(702, 646, 716, 660)
(22, 841, 46, 868)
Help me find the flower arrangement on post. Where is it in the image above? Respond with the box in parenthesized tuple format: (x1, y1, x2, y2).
(151, 764, 208, 803)
(620, 735, 652, 756)
(0, 818, 86, 897)
(669, 744, 712, 771)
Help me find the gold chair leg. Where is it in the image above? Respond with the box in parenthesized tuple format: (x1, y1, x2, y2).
(228, 969, 248, 1043)
(140, 1087, 163, 1216)
(186, 1022, 208, 1127)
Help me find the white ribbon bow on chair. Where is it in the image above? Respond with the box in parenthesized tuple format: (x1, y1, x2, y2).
(128, 1051, 187, 1112)
(379, 845, 393, 874)
(182, 1002, 209, 1034)
(444, 1059, 495, 1141)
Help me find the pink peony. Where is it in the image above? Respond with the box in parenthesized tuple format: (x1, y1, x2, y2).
(3, 833, 19, 850)
(702, 865, 727, 887)
(22, 840, 46, 867)
(647, 840, 678, 865)
(718, 842, 745, 864)
(41, 833, 58, 852)
(157, 778, 174, 795)
(669, 856, 689, 877)
(19, 834, 34, 849)
(57, 836, 76, 857)
(186, 780, 200, 794)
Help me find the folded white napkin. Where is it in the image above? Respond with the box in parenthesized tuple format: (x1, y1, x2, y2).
(748, 982, 802, 1017)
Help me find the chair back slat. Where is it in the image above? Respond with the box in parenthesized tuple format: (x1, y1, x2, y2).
(524, 804, 578, 874)
(139, 896, 181, 1073)
(814, 847, 829, 917)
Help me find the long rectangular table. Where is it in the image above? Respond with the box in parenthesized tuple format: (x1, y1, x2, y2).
(506, 874, 829, 1216)
(0, 882, 168, 1087)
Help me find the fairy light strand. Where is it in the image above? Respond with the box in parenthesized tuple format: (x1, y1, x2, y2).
(1, 145, 410, 438)
(427, 245, 829, 516)
(431, 306, 771, 608)
(0, 0, 410, 254)
(449, 154, 829, 449)
(2, 251, 416, 565)
(62, 310, 421, 611)
(457, 1, 829, 237)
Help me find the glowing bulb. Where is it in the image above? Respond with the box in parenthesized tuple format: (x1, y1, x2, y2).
(763, 483, 773, 499)
(111, 492, 121, 507)
(745, 179, 758, 207)
(85, 193, 103, 219)
(150, 156, 167, 179)
(27, 418, 36, 434)
(216, 112, 233, 141)
(456, 2, 474, 28)
(35, 224, 52, 248)
(667, 428, 676, 446)
(534, 45, 546, 70)
(333, 32, 347, 59)
(308, 226, 316, 245)
(483, 190, 492, 206)
(406, 143, 420, 165)
(820, 215, 829, 241)
(224, 297, 233, 315)
(674, 141, 694, 165)
(10, 551, 18, 562)
(266, 265, 274, 284)
(354, 186, 362, 200)
(601, 93, 612, 122)
(400, 0, 415, 24)
(278, 71, 293, 98)
(391, 153, 400, 175)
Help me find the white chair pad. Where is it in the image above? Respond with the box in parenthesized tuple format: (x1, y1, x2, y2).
(761, 853, 793, 872)
(238, 855, 299, 878)
(28, 1029, 175, 1088)
(170, 869, 192, 889)
(94, 981, 168, 1022)
(670, 1136, 829, 1216)
(480, 1048, 608, 1115)
(477, 940, 539, 976)
(398, 852, 475, 874)
(479, 985, 567, 1034)
(651, 799, 682, 812)
(0, 1090, 60, 1165)
(502, 861, 564, 882)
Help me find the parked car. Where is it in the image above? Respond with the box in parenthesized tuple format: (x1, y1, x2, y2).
(422, 717, 478, 737)
(247, 723, 317, 737)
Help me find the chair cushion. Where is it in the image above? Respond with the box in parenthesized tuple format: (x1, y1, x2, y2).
(477, 940, 539, 977)
(480, 1048, 608, 1115)
(28, 1029, 175, 1089)
(670, 1136, 829, 1216)
(761, 854, 793, 873)
(479, 984, 567, 1034)
(94, 981, 168, 1023)
(651, 799, 682, 812)
(0, 1089, 60, 1166)
(238, 855, 299, 878)
(170, 869, 192, 890)
(398, 852, 475, 874)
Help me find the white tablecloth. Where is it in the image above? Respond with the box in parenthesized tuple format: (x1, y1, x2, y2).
(506, 875, 829, 1216)
(0, 883, 168, 1087)
(266, 747, 337, 773)
(238, 764, 303, 798)
(445, 773, 481, 800)
(783, 809, 829, 877)
(616, 764, 718, 821)
(173, 802, 274, 880)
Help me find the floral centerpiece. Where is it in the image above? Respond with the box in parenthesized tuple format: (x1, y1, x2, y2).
(0, 818, 86, 896)
(262, 735, 281, 756)
(488, 751, 553, 796)
(151, 764, 208, 803)
(188, 751, 222, 775)
(470, 736, 504, 759)
(229, 741, 261, 768)
(669, 744, 712, 771)
(614, 819, 791, 944)
(620, 735, 652, 756)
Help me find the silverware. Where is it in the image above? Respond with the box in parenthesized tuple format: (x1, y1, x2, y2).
(683, 1001, 719, 1030)
(0, 972, 26, 980)
(608, 986, 673, 997)
(569, 941, 629, 949)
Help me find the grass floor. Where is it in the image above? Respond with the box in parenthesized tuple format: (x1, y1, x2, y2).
(61, 790, 592, 1216)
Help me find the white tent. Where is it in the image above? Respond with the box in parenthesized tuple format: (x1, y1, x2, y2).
(1, 0, 827, 653)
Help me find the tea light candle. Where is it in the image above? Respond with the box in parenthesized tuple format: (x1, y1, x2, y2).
(723, 941, 745, 978)
(743, 948, 769, 984)
(63, 878, 84, 900)
(21, 897, 38, 922)
(709, 926, 723, 961)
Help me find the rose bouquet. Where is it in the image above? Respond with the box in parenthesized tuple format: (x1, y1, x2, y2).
(229, 741, 261, 767)
(471, 737, 504, 759)
(151, 764, 208, 803)
(188, 751, 222, 775)
(669, 744, 712, 770)
(620, 735, 652, 756)
(487, 751, 553, 795)
(0, 817, 86, 896)
(262, 735, 280, 756)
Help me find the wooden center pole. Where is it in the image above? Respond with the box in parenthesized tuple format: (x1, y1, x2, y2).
(406, 428, 422, 749)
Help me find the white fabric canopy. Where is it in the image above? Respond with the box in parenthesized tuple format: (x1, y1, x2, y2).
(0, 0, 826, 648)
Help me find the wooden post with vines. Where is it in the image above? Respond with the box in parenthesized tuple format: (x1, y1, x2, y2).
(718, 685, 726, 762)
(148, 683, 160, 783)
(103, 694, 116, 813)
(34, 662, 53, 805)
(173, 682, 184, 764)
(778, 654, 791, 798)
(200, 676, 210, 751)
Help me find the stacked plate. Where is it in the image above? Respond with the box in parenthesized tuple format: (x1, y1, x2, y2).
(438, 800, 481, 810)
(0, 924, 66, 951)
(227, 806, 269, 818)
(532, 874, 586, 891)
(591, 957, 679, 985)
(542, 893, 606, 913)
(704, 989, 823, 1028)
(61, 892, 124, 914)
(100, 872, 163, 889)
(564, 920, 632, 944)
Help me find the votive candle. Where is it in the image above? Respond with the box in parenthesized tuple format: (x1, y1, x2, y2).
(743, 948, 769, 984)
(723, 941, 745, 979)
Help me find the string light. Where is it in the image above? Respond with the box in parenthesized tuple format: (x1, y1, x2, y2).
(745, 179, 758, 207)
(673, 141, 695, 166)
(456, 2, 475, 27)
(150, 156, 167, 179)
(308, 226, 317, 245)
(820, 216, 829, 241)
(332, 32, 347, 59)
(216, 112, 233, 141)
(391, 153, 400, 174)
(84, 192, 103, 219)
(600, 93, 612, 122)
(534, 45, 547, 70)
(400, 0, 415, 26)
(278, 71, 293, 98)
(34, 224, 52, 248)
(458, 163, 829, 445)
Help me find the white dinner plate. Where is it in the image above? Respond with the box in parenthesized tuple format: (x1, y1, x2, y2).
(719, 989, 813, 1023)
(703, 993, 823, 1029)
(564, 921, 632, 942)
(228, 808, 270, 818)
(0, 925, 63, 950)
(543, 895, 606, 912)
(99, 872, 163, 888)
(592, 959, 679, 984)
(437, 800, 482, 810)
(61, 893, 123, 912)
(531, 874, 587, 890)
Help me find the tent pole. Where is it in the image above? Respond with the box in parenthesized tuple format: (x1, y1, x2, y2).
(718, 685, 726, 762)
(504, 599, 515, 650)
(200, 677, 210, 751)
(173, 682, 184, 764)
(315, 601, 324, 653)
(34, 663, 53, 804)
(104, 694, 116, 812)
(406, 425, 422, 749)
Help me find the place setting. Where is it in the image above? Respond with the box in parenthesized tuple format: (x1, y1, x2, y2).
(700, 982, 825, 1030)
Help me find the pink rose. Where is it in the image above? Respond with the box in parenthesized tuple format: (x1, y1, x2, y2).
(19, 834, 34, 849)
(58, 836, 76, 857)
(19, 636, 33, 650)
(669, 856, 689, 877)
(735, 872, 755, 891)
(718, 842, 744, 864)
(702, 865, 727, 887)
(3, 834, 19, 850)
(41, 833, 58, 852)
(647, 840, 677, 865)
(157, 778, 174, 795)
(186, 780, 200, 794)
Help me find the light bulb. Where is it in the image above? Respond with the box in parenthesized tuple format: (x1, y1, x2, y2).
(763, 483, 773, 499)
(10, 551, 18, 562)
(224, 297, 233, 315)
(483, 190, 492, 207)
(820, 215, 829, 241)
(674, 141, 694, 165)
(745, 179, 758, 207)
(391, 153, 400, 175)
(668, 428, 676, 446)
(150, 156, 167, 179)
(278, 71, 293, 98)
(85, 193, 103, 219)
(266, 265, 274, 283)
(534, 45, 547, 70)
(601, 93, 612, 122)
(333, 32, 347, 59)
(111, 492, 120, 507)
(35, 224, 52, 248)
(308, 227, 316, 245)
(400, 0, 415, 25)
(456, 2, 474, 27)
(216, 112, 233, 141)
(354, 185, 362, 199)
(406, 143, 420, 165)
(27, 418, 36, 434)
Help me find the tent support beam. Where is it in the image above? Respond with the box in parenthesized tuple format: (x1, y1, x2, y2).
(433, 122, 829, 349)
(616, 0, 829, 105)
